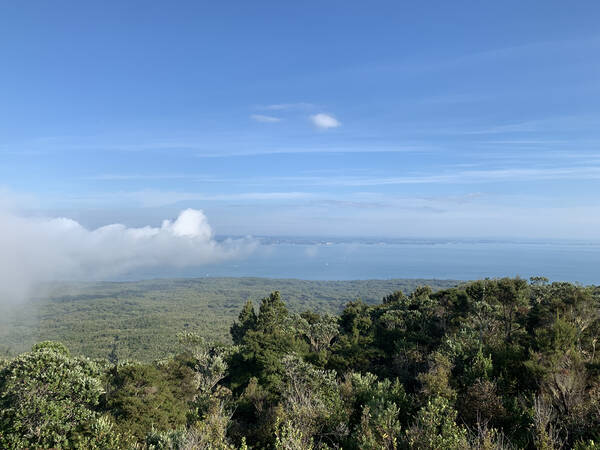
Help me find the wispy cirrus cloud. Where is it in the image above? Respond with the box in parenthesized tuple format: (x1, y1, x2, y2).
(457, 116, 600, 136)
(251, 165, 600, 187)
(194, 144, 430, 158)
(258, 102, 315, 111)
(84, 190, 315, 208)
(78, 165, 600, 194)
(84, 173, 214, 181)
(250, 114, 282, 123)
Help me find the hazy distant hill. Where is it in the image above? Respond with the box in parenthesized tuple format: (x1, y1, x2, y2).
(0, 277, 459, 361)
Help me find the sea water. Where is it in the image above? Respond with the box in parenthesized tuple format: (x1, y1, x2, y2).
(147, 239, 600, 285)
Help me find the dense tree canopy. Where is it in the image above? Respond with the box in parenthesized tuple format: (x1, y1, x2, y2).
(1, 277, 599, 449)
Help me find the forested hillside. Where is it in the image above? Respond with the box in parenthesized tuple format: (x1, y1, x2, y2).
(0, 277, 458, 361)
(1, 277, 599, 449)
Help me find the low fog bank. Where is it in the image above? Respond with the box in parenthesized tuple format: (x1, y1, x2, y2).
(0, 208, 257, 303)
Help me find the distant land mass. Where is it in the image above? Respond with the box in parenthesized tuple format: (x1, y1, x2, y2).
(219, 235, 600, 246)
(0, 277, 459, 362)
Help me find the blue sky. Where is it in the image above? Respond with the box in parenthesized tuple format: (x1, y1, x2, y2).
(1, 1, 600, 238)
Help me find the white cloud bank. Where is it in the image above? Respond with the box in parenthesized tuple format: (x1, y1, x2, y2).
(310, 113, 341, 129)
(0, 208, 257, 302)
